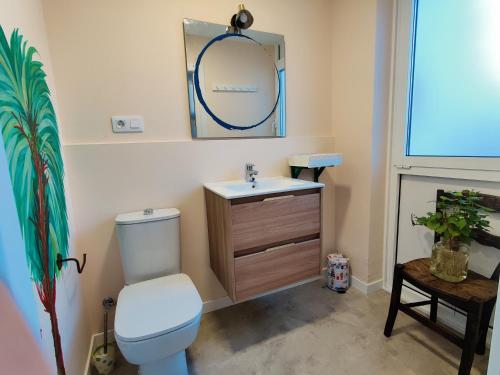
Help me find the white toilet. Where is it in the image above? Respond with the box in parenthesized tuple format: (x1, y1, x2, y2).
(114, 208, 202, 375)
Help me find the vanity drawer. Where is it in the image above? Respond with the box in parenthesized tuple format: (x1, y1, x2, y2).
(231, 193, 321, 252)
(234, 239, 321, 301)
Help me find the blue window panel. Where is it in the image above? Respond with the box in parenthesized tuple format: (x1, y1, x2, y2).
(408, 0, 500, 157)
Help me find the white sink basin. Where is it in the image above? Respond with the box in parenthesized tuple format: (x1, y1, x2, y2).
(204, 177, 324, 199)
(288, 153, 343, 168)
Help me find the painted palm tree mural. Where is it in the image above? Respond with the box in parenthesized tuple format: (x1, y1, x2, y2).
(0, 27, 68, 374)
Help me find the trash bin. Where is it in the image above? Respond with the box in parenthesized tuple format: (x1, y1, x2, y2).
(327, 253, 350, 293)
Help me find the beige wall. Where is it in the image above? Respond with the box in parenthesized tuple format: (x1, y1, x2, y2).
(368, 0, 393, 282)
(43, 0, 333, 143)
(331, 0, 393, 284)
(43, 0, 336, 334)
(0, 0, 90, 373)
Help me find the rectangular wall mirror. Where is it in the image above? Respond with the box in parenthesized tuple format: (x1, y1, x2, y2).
(183, 19, 286, 139)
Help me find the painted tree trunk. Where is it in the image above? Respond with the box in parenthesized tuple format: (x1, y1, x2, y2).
(48, 300, 66, 375)
(29, 127, 66, 375)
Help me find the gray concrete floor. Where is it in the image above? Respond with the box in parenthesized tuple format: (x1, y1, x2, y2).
(98, 281, 490, 375)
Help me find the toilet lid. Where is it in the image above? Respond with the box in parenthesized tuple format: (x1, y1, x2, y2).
(115, 273, 202, 342)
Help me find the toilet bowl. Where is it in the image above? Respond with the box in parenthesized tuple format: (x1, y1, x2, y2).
(114, 209, 202, 375)
(115, 274, 202, 375)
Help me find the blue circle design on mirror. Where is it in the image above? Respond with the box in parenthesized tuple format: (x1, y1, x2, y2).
(194, 33, 281, 131)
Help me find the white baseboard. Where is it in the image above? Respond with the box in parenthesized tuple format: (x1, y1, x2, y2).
(84, 329, 115, 375)
(202, 296, 233, 313)
(351, 276, 384, 295)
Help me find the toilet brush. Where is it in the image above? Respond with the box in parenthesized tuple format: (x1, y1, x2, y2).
(92, 297, 116, 375)
(103, 297, 114, 353)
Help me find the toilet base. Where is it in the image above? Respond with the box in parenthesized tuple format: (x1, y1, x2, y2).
(139, 350, 187, 375)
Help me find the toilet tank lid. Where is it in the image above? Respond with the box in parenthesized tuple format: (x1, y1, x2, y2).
(115, 208, 180, 225)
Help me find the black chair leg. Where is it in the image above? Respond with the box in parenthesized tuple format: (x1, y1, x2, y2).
(459, 300, 483, 375)
(384, 264, 404, 337)
(476, 300, 495, 355)
(430, 295, 438, 322)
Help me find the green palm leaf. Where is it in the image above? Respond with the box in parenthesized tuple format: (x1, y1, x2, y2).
(0, 27, 68, 285)
(0, 26, 69, 374)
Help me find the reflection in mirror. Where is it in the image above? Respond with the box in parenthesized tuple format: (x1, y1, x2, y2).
(183, 19, 286, 138)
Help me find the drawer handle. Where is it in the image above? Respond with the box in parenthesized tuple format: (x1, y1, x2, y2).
(263, 195, 295, 202)
(265, 243, 296, 253)
(238, 243, 297, 259)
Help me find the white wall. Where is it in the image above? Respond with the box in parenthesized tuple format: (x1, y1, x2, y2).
(42, 0, 336, 334)
(0, 122, 40, 338)
(397, 175, 500, 275)
(0, 1, 90, 373)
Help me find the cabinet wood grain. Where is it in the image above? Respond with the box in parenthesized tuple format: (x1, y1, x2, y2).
(205, 188, 236, 300)
(231, 193, 320, 252)
(205, 187, 323, 302)
(234, 239, 321, 301)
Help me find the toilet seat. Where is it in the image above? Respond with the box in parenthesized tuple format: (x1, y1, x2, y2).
(115, 273, 202, 343)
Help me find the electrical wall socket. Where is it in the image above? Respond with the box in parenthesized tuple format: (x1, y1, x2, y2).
(111, 116, 144, 133)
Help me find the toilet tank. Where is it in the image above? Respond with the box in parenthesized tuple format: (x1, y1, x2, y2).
(115, 208, 181, 285)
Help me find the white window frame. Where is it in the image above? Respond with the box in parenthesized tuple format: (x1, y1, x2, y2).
(383, 0, 500, 291)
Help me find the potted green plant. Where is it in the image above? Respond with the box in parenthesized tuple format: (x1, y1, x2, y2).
(412, 190, 491, 282)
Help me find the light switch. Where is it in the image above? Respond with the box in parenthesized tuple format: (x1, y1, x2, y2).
(111, 116, 144, 133)
(130, 117, 143, 130)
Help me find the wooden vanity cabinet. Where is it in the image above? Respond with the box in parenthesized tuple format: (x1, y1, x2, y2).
(205, 187, 322, 302)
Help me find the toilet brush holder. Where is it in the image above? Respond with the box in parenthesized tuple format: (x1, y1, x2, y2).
(92, 297, 115, 375)
(92, 344, 115, 375)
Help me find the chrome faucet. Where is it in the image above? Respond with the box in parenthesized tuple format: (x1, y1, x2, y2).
(245, 163, 259, 187)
